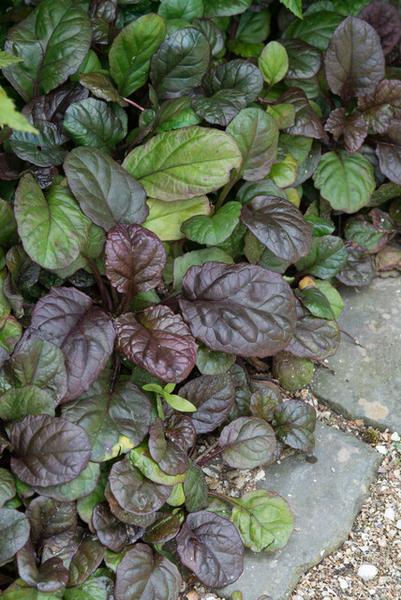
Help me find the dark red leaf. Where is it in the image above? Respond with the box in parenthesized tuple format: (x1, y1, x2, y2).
(361, 1, 401, 55)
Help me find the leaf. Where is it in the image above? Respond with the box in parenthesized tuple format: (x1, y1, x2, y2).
(64, 147, 147, 231)
(176, 510, 244, 587)
(296, 235, 348, 279)
(116, 306, 197, 383)
(3, 0, 92, 101)
(360, 1, 401, 55)
(376, 124, 401, 186)
(144, 196, 210, 241)
(258, 42, 288, 86)
(10, 415, 91, 487)
(63, 99, 127, 150)
(159, 0, 204, 20)
(296, 286, 335, 320)
(280, 0, 302, 18)
(283, 39, 321, 80)
(250, 380, 282, 421)
(0, 51, 22, 68)
(203, 0, 251, 17)
(325, 108, 368, 153)
(236, 9, 271, 44)
(280, 89, 325, 141)
(314, 280, 344, 319)
(92, 503, 135, 552)
(32, 462, 100, 502)
(241, 196, 312, 263)
(109, 14, 166, 96)
(115, 543, 181, 600)
(9, 122, 67, 167)
(109, 456, 171, 515)
(219, 417, 277, 469)
(5, 337, 67, 403)
(179, 262, 296, 357)
(179, 374, 235, 433)
(156, 97, 201, 132)
(313, 151, 375, 213)
(192, 89, 247, 128)
(151, 28, 210, 99)
(0, 386, 55, 421)
(336, 245, 375, 286)
(358, 80, 401, 134)
(226, 108, 279, 181)
(181, 202, 241, 246)
(0, 468, 16, 507)
(79, 73, 124, 105)
(148, 418, 188, 475)
(324, 17, 385, 100)
(231, 490, 294, 552)
(122, 126, 242, 201)
(273, 399, 316, 452)
(184, 463, 208, 512)
(29, 287, 115, 401)
(142, 513, 182, 544)
(173, 247, 233, 289)
(65, 574, 114, 600)
(62, 370, 152, 462)
(0, 509, 30, 566)
(284, 11, 344, 51)
(105, 224, 166, 294)
(196, 346, 235, 376)
(68, 536, 105, 587)
(0, 86, 37, 133)
(286, 303, 340, 360)
(130, 445, 186, 487)
(15, 175, 91, 271)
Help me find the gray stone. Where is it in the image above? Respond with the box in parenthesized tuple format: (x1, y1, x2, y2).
(312, 277, 401, 432)
(220, 422, 381, 600)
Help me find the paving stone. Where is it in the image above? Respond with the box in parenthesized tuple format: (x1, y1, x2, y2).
(220, 422, 381, 600)
(312, 277, 401, 432)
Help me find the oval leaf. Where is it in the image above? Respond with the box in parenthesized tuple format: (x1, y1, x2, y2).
(219, 416, 277, 469)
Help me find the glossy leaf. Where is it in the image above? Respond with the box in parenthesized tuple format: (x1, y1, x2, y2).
(173, 247, 234, 289)
(0, 509, 30, 566)
(181, 202, 241, 246)
(219, 417, 277, 469)
(176, 510, 244, 587)
(184, 463, 208, 513)
(29, 287, 115, 401)
(286, 303, 340, 360)
(325, 108, 368, 153)
(116, 306, 197, 383)
(273, 399, 316, 452)
(64, 147, 147, 231)
(10, 415, 91, 487)
(122, 126, 242, 201)
(9, 122, 67, 168)
(258, 42, 288, 86)
(360, 1, 401, 55)
(63, 99, 127, 150)
(148, 418, 188, 475)
(143, 196, 210, 241)
(296, 235, 348, 279)
(196, 346, 235, 376)
(105, 224, 166, 294)
(179, 262, 296, 357)
(68, 536, 105, 587)
(0, 386, 55, 421)
(231, 490, 294, 552)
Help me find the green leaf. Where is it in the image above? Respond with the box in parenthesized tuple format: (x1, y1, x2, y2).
(273, 399, 316, 452)
(231, 490, 294, 552)
(203, 0, 252, 17)
(9, 122, 66, 167)
(196, 346, 235, 375)
(183, 463, 208, 512)
(280, 0, 302, 18)
(270, 153, 298, 188)
(0, 51, 22, 69)
(32, 462, 100, 502)
(296, 235, 348, 279)
(63, 99, 127, 151)
(283, 11, 343, 50)
(0, 87, 37, 133)
(159, 0, 204, 20)
(0, 199, 17, 247)
(258, 42, 289, 86)
(0, 468, 16, 507)
(0, 316, 22, 357)
(0, 386, 55, 421)
(173, 247, 233, 288)
(3, 0, 92, 101)
(122, 126, 242, 201)
(163, 392, 197, 412)
(79, 73, 124, 105)
(236, 9, 271, 44)
(157, 97, 201, 131)
(181, 202, 242, 245)
(314, 279, 344, 318)
(15, 175, 91, 270)
(227, 108, 279, 181)
(109, 14, 166, 97)
(2, 579, 63, 599)
(143, 196, 210, 240)
(130, 445, 186, 485)
(314, 150, 375, 213)
(296, 286, 335, 319)
(64, 574, 114, 600)
(151, 27, 210, 99)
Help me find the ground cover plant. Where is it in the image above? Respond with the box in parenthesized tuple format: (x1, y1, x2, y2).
(1, 0, 401, 597)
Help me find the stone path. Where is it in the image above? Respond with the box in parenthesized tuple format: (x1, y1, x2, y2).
(312, 277, 401, 432)
(220, 422, 382, 600)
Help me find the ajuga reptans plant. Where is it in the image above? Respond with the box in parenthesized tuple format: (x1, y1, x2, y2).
(0, 0, 401, 597)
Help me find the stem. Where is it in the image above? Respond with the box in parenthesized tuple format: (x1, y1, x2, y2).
(110, 354, 121, 393)
(209, 491, 243, 509)
(156, 395, 165, 420)
(214, 171, 239, 210)
(195, 442, 225, 467)
(123, 97, 145, 112)
(86, 257, 113, 313)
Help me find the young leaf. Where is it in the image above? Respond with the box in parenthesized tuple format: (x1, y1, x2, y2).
(0, 87, 38, 134)
(219, 417, 277, 469)
(122, 126, 242, 201)
(324, 17, 385, 100)
(109, 14, 166, 96)
(258, 41, 289, 86)
(241, 196, 312, 262)
(64, 147, 147, 231)
(313, 151, 375, 213)
(10, 415, 91, 487)
(143, 196, 211, 241)
(179, 262, 297, 357)
(151, 28, 210, 99)
(148, 418, 189, 475)
(116, 306, 197, 383)
(273, 399, 316, 452)
(325, 108, 368, 153)
(115, 543, 182, 600)
(105, 224, 166, 294)
(181, 202, 242, 246)
(250, 381, 282, 421)
(231, 490, 294, 552)
(176, 510, 244, 587)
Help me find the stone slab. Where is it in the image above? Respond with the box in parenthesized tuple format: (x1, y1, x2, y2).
(220, 422, 381, 600)
(312, 277, 401, 432)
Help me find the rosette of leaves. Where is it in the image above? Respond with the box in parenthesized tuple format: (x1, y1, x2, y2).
(0, 0, 400, 595)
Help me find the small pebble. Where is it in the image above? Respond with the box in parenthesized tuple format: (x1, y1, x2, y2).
(338, 577, 349, 590)
(396, 519, 401, 530)
(357, 564, 378, 581)
(384, 507, 395, 521)
(375, 445, 387, 455)
(390, 432, 400, 442)
(186, 593, 199, 600)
